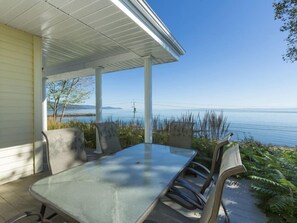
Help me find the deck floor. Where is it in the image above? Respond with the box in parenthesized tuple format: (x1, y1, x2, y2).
(222, 178, 267, 223)
(0, 172, 267, 223)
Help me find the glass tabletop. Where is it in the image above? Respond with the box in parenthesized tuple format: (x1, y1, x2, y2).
(30, 143, 197, 223)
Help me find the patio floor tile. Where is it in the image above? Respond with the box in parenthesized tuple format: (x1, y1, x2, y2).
(0, 172, 267, 222)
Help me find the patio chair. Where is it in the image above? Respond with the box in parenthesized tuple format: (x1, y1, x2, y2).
(168, 121, 194, 148)
(144, 144, 246, 223)
(166, 133, 233, 210)
(184, 133, 233, 191)
(40, 127, 98, 220)
(42, 127, 92, 175)
(94, 122, 121, 155)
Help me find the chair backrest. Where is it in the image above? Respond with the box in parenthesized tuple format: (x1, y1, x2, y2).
(168, 122, 194, 148)
(42, 128, 87, 175)
(94, 122, 121, 155)
(214, 133, 234, 173)
(199, 144, 246, 223)
(200, 133, 233, 194)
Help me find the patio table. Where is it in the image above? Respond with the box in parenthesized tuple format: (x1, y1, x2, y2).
(30, 143, 197, 223)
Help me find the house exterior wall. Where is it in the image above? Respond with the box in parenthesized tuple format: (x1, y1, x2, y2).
(0, 23, 43, 185)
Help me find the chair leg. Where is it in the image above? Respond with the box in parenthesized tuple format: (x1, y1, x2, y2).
(5, 212, 43, 223)
(39, 204, 58, 221)
(221, 201, 230, 223)
(39, 204, 46, 218)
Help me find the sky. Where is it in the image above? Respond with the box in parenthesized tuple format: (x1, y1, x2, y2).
(85, 0, 296, 110)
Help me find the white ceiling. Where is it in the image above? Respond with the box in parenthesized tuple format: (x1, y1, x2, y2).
(0, 0, 185, 81)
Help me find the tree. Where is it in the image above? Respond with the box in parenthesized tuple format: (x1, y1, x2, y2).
(47, 77, 93, 122)
(273, 0, 297, 62)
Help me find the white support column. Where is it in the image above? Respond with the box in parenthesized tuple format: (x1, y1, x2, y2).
(95, 66, 103, 153)
(42, 77, 47, 131)
(33, 36, 43, 174)
(144, 56, 153, 143)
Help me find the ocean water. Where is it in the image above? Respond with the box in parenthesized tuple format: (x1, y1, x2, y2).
(57, 108, 297, 147)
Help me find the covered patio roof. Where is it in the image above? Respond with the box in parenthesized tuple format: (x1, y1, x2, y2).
(0, 0, 185, 81)
(0, 0, 185, 146)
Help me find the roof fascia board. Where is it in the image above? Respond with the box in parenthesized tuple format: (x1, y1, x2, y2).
(111, 0, 183, 60)
(131, 0, 185, 55)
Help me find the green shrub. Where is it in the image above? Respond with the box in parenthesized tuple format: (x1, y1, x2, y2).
(191, 137, 217, 167)
(47, 111, 229, 164)
(47, 119, 97, 148)
(118, 123, 144, 148)
(240, 139, 297, 222)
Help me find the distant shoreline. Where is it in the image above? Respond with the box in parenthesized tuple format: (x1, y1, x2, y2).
(48, 113, 96, 117)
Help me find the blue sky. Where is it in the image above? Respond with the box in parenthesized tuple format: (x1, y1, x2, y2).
(85, 0, 296, 109)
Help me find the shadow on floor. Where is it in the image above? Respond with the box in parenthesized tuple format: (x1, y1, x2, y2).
(0, 173, 267, 222)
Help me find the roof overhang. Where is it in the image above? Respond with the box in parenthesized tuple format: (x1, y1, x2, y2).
(0, 0, 185, 81)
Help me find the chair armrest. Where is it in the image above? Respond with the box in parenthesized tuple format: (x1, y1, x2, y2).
(189, 161, 211, 175)
(168, 186, 207, 210)
(185, 167, 209, 180)
(176, 170, 215, 197)
(175, 178, 200, 193)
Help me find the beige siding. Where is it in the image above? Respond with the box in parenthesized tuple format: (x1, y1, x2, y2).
(0, 23, 42, 185)
(0, 144, 34, 184)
